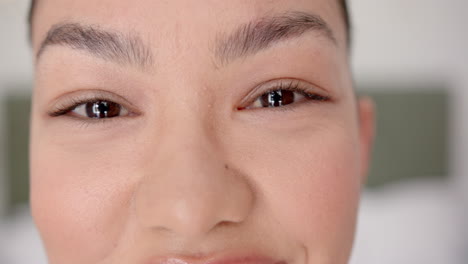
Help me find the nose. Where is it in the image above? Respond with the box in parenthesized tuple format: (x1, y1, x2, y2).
(133, 120, 254, 239)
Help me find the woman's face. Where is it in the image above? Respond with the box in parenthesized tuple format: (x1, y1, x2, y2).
(29, 0, 374, 263)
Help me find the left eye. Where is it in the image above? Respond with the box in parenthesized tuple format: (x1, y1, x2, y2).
(71, 100, 129, 118)
(251, 89, 303, 108)
(246, 89, 329, 109)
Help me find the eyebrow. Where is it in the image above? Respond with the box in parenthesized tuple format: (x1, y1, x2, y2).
(36, 23, 154, 70)
(214, 11, 337, 66)
(36, 11, 335, 70)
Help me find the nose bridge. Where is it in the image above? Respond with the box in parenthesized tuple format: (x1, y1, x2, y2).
(134, 110, 253, 238)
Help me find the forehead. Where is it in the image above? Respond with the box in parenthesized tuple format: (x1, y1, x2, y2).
(32, 0, 347, 53)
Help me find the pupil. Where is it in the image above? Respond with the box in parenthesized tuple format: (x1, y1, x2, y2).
(86, 101, 121, 118)
(260, 90, 295, 108)
(270, 91, 282, 107)
(97, 102, 109, 113)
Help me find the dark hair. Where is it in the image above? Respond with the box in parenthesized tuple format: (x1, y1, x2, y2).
(339, 0, 351, 42)
(28, 0, 351, 43)
(28, 0, 36, 40)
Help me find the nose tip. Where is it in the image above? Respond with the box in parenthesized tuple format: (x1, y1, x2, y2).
(133, 137, 254, 239)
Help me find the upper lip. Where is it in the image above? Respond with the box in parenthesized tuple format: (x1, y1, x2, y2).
(147, 253, 286, 264)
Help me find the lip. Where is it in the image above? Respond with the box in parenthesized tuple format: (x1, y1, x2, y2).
(147, 254, 287, 264)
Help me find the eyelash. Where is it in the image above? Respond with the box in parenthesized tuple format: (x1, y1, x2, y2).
(47, 92, 136, 126)
(49, 97, 111, 117)
(48, 80, 330, 121)
(239, 79, 331, 111)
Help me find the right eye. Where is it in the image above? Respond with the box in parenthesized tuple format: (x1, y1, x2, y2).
(71, 100, 129, 119)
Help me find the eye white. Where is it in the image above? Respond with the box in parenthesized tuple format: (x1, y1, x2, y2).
(72, 103, 89, 117)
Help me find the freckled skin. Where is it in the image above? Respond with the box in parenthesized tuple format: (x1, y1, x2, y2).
(29, 0, 374, 264)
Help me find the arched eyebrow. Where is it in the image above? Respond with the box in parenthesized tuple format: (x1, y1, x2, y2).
(36, 22, 155, 70)
(214, 11, 337, 66)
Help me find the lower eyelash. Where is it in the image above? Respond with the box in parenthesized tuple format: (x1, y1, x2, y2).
(61, 112, 126, 131)
(75, 117, 112, 128)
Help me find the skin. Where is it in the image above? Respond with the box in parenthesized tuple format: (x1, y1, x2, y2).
(29, 0, 374, 263)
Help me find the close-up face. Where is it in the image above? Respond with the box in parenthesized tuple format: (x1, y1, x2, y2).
(29, 0, 374, 263)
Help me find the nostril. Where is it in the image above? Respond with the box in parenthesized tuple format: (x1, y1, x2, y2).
(133, 135, 255, 239)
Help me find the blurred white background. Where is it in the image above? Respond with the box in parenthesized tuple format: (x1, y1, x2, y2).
(0, 0, 467, 263)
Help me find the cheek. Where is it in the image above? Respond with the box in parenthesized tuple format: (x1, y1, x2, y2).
(284, 138, 360, 241)
(30, 133, 138, 263)
(243, 125, 361, 261)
